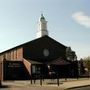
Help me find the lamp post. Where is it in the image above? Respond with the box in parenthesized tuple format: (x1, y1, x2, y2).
(57, 73, 59, 86)
(0, 80, 1, 87)
(48, 65, 51, 79)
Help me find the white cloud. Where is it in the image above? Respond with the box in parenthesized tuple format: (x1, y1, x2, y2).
(72, 12, 90, 28)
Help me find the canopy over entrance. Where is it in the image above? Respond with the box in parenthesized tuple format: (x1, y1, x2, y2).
(48, 57, 70, 65)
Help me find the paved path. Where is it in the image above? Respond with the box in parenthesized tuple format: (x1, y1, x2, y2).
(1, 78, 90, 90)
(60, 78, 90, 89)
(69, 86, 90, 90)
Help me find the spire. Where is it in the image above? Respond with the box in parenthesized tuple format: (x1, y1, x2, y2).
(40, 14, 45, 20)
(37, 14, 48, 38)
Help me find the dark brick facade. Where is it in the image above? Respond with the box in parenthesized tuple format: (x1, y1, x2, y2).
(23, 36, 67, 62)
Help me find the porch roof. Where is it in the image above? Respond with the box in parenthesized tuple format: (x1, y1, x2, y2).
(28, 59, 42, 64)
(48, 57, 70, 65)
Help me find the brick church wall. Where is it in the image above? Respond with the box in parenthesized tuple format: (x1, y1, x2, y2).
(0, 62, 2, 81)
(16, 47, 23, 60)
(0, 47, 23, 61)
(23, 59, 31, 75)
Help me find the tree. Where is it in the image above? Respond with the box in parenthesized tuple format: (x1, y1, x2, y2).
(83, 57, 90, 71)
(83, 56, 90, 77)
(66, 47, 77, 61)
(79, 59, 85, 75)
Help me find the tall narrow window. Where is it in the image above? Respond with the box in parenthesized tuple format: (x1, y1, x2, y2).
(32, 65, 36, 74)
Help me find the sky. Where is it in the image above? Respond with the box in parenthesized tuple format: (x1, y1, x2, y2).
(0, 0, 90, 59)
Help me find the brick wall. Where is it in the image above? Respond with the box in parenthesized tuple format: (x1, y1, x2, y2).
(23, 59, 31, 75)
(0, 62, 2, 81)
(0, 47, 23, 61)
(17, 48, 23, 60)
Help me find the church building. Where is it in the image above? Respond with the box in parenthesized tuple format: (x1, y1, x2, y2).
(0, 14, 78, 80)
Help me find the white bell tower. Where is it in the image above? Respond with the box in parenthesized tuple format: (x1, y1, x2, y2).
(37, 14, 48, 38)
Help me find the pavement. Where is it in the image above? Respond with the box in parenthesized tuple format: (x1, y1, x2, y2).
(1, 78, 90, 90)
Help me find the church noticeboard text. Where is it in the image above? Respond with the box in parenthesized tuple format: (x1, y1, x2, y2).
(7, 62, 21, 68)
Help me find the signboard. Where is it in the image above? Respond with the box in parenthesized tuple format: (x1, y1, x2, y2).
(3, 61, 23, 80)
(7, 62, 21, 68)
